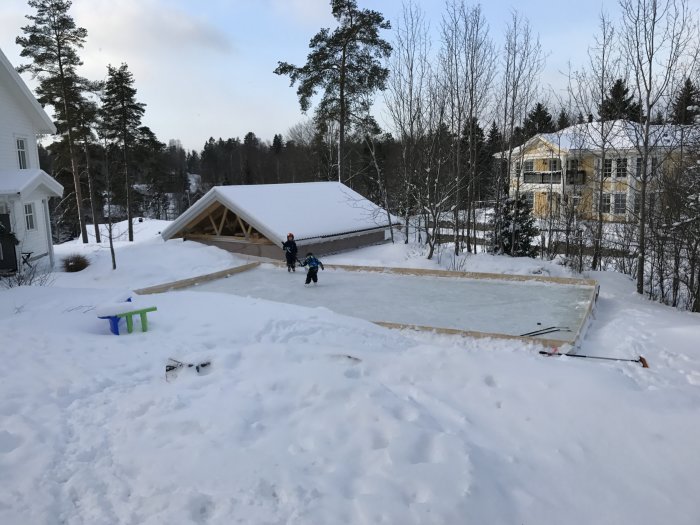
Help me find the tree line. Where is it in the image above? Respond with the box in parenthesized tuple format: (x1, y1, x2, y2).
(16, 0, 700, 309)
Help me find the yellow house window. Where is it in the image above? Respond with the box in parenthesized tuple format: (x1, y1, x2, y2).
(603, 158, 613, 178)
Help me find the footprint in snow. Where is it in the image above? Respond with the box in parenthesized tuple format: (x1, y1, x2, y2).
(483, 374, 497, 388)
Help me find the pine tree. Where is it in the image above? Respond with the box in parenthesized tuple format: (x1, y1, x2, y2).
(16, 0, 91, 242)
(274, 0, 391, 183)
(523, 102, 555, 137)
(598, 78, 641, 121)
(100, 63, 145, 242)
(671, 77, 700, 125)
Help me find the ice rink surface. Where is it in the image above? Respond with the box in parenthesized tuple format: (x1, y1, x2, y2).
(189, 264, 594, 340)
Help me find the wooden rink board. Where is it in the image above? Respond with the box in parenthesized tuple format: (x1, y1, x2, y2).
(135, 261, 598, 352)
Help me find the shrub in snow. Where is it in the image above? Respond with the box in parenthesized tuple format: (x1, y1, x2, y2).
(62, 254, 90, 273)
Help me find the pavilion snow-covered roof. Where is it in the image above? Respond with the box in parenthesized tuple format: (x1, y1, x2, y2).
(161, 181, 399, 244)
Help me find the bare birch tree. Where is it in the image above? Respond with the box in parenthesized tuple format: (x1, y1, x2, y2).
(619, 0, 693, 294)
(439, 2, 496, 255)
(384, 0, 431, 244)
(497, 10, 543, 254)
(568, 11, 622, 270)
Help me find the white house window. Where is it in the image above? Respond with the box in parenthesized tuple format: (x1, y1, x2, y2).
(523, 159, 534, 172)
(615, 158, 628, 179)
(17, 138, 28, 169)
(602, 194, 611, 213)
(613, 193, 627, 214)
(603, 158, 613, 178)
(24, 203, 36, 231)
(636, 157, 643, 178)
(524, 191, 534, 209)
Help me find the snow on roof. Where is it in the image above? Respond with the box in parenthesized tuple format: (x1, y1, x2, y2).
(0, 169, 63, 197)
(161, 181, 399, 243)
(531, 120, 699, 154)
(0, 47, 56, 135)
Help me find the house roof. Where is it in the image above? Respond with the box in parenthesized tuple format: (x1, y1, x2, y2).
(0, 169, 64, 198)
(0, 47, 56, 134)
(161, 181, 399, 244)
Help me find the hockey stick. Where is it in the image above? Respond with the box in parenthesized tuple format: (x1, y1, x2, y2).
(538, 350, 649, 368)
(520, 326, 571, 337)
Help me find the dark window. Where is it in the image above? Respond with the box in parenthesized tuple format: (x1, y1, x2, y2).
(542, 172, 562, 184)
(651, 156, 659, 175)
(601, 194, 611, 213)
(616, 158, 627, 178)
(566, 171, 586, 185)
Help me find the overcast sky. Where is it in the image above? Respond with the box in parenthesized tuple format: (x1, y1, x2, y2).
(0, 0, 696, 151)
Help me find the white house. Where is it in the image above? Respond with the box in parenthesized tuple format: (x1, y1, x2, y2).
(0, 47, 62, 274)
(161, 182, 400, 258)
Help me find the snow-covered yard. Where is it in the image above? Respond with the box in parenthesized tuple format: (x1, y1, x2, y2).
(1, 219, 699, 524)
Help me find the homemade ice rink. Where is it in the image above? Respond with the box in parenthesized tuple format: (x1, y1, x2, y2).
(185, 264, 597, 345)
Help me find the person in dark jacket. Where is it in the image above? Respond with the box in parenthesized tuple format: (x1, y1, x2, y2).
(300, 252, 324, 285)
(282, 233, 298, 272)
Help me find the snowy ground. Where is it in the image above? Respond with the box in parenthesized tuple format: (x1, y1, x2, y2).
(189, 264, 594, 341)
(1, 219, 699, 524)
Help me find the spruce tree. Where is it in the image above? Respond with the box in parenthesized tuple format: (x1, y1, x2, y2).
(274, 0, 391, 183)
(556, 110, 571, 130)
(495, 194, 539, 257)
(671, 78, 700, 125)
(100, 63, 145, 242)
(523, 102, 555, 137)
(598, 78, 641, 121)
(16, 0, 91, 242)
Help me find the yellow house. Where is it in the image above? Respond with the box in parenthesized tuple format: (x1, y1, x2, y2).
(507, 120, 695, 223)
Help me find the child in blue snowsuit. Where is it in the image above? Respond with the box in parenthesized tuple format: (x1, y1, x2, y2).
(300, 252, 324, 284)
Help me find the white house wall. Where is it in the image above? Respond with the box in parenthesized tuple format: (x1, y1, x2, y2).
(0, 78, 40, 171)
(10, 193, 51, 263)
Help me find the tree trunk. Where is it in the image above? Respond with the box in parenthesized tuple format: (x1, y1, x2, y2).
(83, 139, 100, 243)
